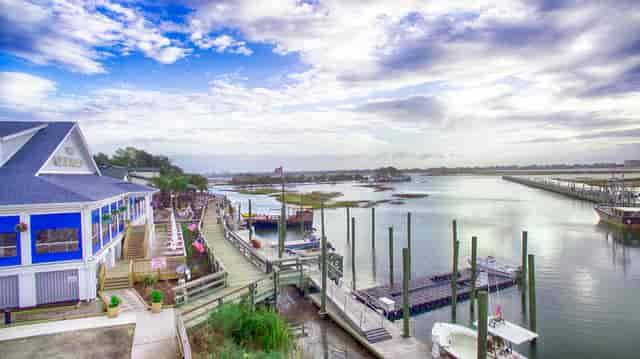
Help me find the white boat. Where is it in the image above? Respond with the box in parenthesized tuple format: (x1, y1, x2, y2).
(432, 318, 537, 359)
(468, 256, 520, 279)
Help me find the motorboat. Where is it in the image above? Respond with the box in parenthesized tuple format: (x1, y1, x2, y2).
(432, 317, 537, 359)
(468, 256, 520, 279)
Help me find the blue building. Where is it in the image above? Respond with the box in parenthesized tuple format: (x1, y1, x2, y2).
(0, 121, 156, 309)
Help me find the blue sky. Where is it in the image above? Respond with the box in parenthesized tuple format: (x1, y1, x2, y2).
(1, 0, 639, 172)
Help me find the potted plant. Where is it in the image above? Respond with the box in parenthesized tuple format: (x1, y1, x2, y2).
(150, 290, 163, 313)
(107, 295, 120, 318)
(141, 274, 157, 296)
(15, 222, 28, 232)
(102, 213, 113, 224)
(119, 205, 128, 213)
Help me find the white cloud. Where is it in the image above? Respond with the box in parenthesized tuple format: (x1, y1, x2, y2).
(192, 34, 253, 56)
(0, 0, 189, 73)
(0, 72, 56, 108)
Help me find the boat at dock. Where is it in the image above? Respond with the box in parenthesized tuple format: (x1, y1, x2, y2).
(594, 205, 640, 230)
(468, 256, 520, 279)
(432, 318, 537, 359)
(243, 210, 313, 229)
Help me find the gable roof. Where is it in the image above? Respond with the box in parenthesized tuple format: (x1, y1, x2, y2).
(0, 120, 155, 206)
(1, 121, 76, 176)
(0, 121, 46, 139)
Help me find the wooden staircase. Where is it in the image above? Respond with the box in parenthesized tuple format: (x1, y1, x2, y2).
(103, 261, 131, 291)
(364, 327, 392, 343)
(125, 224, 146, 260)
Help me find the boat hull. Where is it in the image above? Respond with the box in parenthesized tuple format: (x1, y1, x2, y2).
(594, 206, 640, 230)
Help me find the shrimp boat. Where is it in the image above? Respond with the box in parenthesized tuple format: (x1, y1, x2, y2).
(594, 174, 640, 230)
(242, 210, 313, 230)
(432, 317, 538, 359)
(467, 256, 520, 279)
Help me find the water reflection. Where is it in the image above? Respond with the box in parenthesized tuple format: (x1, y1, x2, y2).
(214, 176, 640, 359)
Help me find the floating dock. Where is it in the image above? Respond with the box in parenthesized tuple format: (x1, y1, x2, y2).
(354, 268, 517, 320)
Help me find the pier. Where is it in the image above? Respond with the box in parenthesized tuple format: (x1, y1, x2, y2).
(174, 196, 431, 358)
(502, 175, 611, 203)
(355, 269, 517, 320)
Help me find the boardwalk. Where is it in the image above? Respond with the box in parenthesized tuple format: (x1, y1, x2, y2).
(179, 202, 266, 326)
(201, 205, 264, 287)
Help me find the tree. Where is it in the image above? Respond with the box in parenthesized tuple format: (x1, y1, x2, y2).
(93, 153, 110, 167)
(189, 174, 209, 192)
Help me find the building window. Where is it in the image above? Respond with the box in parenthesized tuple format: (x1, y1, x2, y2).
(118, 200, 125, 233)
(110, 202, 118, 238)
(0, 216, 20, 266)
(101, 206, 110, 244)
(35, 228, 80, 254)
(0, 233, 18, 258)
(92, 209, 100, 254)
(31, 213, 82, 263)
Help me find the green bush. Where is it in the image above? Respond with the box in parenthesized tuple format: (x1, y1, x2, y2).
(109, 295, 120, 308)
(150, 290, 163, 303)
(141, 274, 157, 288)
(206, 303, 292, 354)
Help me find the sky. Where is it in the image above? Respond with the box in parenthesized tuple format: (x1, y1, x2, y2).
(0, 0, 639, 173)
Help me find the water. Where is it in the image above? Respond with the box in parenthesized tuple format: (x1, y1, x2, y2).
(212, 175, 640, 359)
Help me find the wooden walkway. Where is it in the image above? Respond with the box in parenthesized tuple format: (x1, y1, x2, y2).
(179, 203, 266, 327)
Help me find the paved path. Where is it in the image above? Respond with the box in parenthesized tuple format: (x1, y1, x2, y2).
(131, 309, 178, 359)
(0, 313, 136, 342)
(103, 288, 147, 313)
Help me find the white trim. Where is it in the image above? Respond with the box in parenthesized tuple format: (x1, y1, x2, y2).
(74, 123, 102, 176)
(35, 123, 75, 177)
(38, 170, 95, 175)
(0, 124, 47, 141)
(0, 127, 43, 168)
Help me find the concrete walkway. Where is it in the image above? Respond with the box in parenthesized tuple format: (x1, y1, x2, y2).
(0, 313, 136, 342)
(131, 309, 178, 359)
(103, 288, 147, 313)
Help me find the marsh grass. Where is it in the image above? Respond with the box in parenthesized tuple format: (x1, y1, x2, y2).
(191, 302, 295, 358)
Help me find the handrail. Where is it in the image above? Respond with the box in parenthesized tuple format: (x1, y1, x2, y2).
(172, 271, 227, 292)
(175, 310, 192, 359)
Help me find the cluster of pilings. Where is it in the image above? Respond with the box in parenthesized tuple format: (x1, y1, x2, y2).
(317, 207, 538, 354)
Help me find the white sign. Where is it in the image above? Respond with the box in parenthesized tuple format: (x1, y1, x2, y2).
(151, 257, 167, 270)
(53, 146, 83, 168)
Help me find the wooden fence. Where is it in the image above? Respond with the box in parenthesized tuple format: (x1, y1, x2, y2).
(173, 271, 228, 305)
(175, 309, 192, 359)
(131, 256, 186, 281)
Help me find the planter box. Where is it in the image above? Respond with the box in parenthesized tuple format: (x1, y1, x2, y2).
(151, 302, 162, 313)
(107, 305, 120, 318)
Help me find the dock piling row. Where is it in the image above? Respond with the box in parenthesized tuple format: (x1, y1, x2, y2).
(477, 290, 488, 359)
(351, 217, 356, 291)
(470, 235, 478, 320)
(451, 220, 459, 323)
(402, 247, 410, 338)
(528, 254, 537, 335)
(388, 227, 394, 287)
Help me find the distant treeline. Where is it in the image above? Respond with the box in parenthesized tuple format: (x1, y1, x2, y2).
(94, 146, 183, 176)
(231, 173, 365, 185)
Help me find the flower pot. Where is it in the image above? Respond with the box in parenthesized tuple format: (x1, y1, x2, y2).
(107, 305, 120, 318)
(151, 302, 162, 313)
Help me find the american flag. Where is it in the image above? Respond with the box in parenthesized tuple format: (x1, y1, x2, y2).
(274, 166, 284, 177)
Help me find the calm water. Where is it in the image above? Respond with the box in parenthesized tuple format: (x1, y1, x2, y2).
(213, 175, 640, 359)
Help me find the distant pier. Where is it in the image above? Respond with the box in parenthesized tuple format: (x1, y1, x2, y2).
(354, 268, 517, 320)
(502, 175, 610, 203)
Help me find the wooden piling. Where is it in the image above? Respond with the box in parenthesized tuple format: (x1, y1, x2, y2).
(477, 290, 488, 359)
(279, 180, 286, 258)
(346, 207, 350, 244)
(248, 199, 253, 241)
(238, 203, 241, 224)
(521, 231, 528, 312)
(402, 247, 411, 338)
(389, 227, 394, 287)
(470, 235, 477, 320)
(351, 217, 356, 291)
(452, 239, 459, 323)
(300, 193, 304, 234)
(371, 207, 376, 253)
(407, 212, 412, 280)
(528, 254, 537, 334)
(451, 220, 458, 323)
(320, 202, 327, 315)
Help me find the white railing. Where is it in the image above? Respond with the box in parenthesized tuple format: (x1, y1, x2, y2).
(325, 277, 387, 334)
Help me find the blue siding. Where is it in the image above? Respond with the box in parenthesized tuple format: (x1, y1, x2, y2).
(30, 213, 82, 263)
(91, 209, 100, 254)
(101, 205, 110, 245)
(0, 216, 20, 267)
